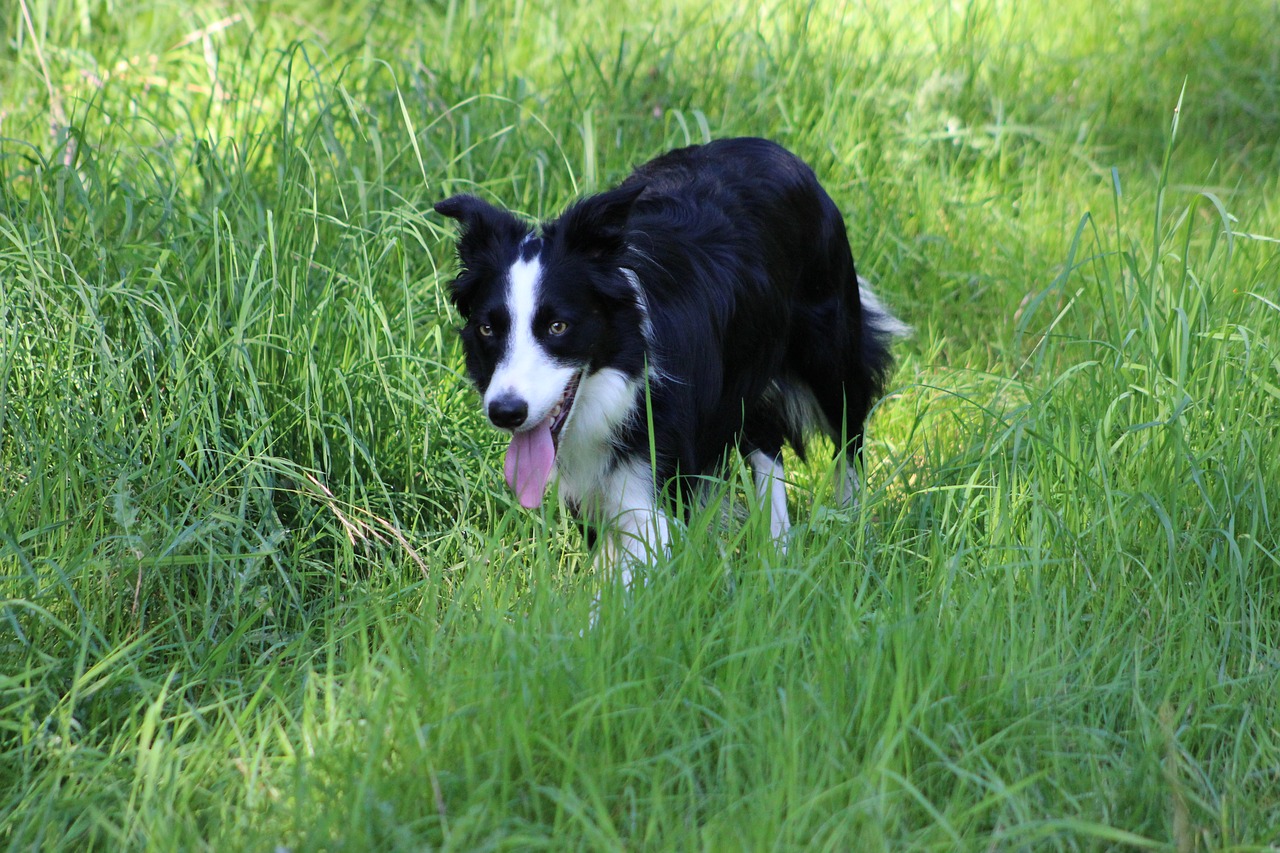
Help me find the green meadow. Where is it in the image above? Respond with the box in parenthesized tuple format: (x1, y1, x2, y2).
(2, 0, 1279, 848)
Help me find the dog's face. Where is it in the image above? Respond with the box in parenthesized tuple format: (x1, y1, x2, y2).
(435, 185, 649, 507)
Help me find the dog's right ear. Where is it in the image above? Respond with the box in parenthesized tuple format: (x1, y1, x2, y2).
(434, 194, 529, 257)
(434, 194, 496, 234)
(434, 194, 529, 315)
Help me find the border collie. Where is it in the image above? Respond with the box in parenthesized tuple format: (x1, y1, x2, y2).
(436, 137, 906, 578)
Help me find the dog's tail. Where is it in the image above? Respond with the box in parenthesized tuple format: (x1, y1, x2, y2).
(857, 275, 910, 393)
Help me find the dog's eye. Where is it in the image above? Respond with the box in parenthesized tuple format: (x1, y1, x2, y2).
(548, 320, 568, 336)
(477, 323, 494, 337)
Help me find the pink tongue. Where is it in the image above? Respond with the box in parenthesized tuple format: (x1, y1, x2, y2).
(504, 419, 556, 508)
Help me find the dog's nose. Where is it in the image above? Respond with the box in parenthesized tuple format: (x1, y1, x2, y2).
(488, 394, 528, 429)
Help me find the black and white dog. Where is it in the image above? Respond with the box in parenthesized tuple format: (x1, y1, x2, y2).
(436, 137, 905, 576)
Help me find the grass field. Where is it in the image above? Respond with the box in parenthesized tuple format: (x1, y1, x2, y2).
(3, 0, 1279, 848)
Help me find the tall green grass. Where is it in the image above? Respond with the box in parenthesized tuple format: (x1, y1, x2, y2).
(2, 0, 1279, 848)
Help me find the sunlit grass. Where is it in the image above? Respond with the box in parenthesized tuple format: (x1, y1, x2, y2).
(2, 0, 1279, 849)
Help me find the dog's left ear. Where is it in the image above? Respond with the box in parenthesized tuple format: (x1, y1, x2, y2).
(556, 181, 647, 259)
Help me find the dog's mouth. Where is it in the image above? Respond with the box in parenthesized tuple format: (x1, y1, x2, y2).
(503, 371, 583, 509)
(547, 372, 582, 447)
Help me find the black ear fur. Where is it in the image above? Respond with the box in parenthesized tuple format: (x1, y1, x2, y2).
(434, 194, 496, 230)
(555, 181, 647, 258)
(434, 194, 530, 316)
(434, 194, 529, 259)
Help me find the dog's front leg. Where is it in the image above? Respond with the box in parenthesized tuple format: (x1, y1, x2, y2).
(591, 459, 671, 589)
(584, 464, 670, 627)
(597, 506, 672, 588)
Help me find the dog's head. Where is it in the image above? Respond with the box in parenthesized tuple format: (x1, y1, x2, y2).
(435, 183, 649, 507)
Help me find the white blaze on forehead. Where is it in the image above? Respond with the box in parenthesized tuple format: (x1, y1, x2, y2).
(484, 253, 577, 426)
(506, 255, 541, 359)
(486, 255, 541, 400)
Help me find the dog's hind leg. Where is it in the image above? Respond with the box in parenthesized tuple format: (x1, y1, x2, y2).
(747, 450, 791, 545)
(792, 276, 906, 510)
(835, 453, 862, 509)
(742, 402, 795, 546)
(793, 369, 870, 510)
